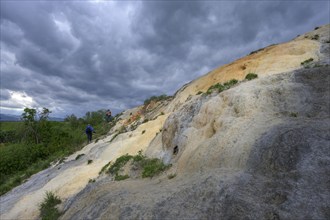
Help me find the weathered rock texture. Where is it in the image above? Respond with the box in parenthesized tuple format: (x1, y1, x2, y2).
(1, 24, 329, 220)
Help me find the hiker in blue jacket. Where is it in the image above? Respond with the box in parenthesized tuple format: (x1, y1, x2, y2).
(85, 124, 95, 143)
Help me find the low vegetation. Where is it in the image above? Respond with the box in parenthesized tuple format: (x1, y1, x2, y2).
(75, 154, 85, 160)
(141, 158, 169, 178)
(0, 108, 114, 196)
(99, 161, 111, 175)
(144, 94, 172, 106)
(245, 73, 258, 80)
(300, 58, 314, 66)
(39, 191, 61, 220)
(107, 154, 133, 177)
(106, 151, 170, 180)
(300, 59, 328, 69)
(199, 74, 258, 96)
(205, 79, 239, 95)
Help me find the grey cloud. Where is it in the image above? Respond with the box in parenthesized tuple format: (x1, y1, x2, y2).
(0, 89, 11, 101)
(1, 0, 329, 117)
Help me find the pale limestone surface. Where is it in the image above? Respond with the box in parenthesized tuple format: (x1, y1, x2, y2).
(0, 115, 167, 219)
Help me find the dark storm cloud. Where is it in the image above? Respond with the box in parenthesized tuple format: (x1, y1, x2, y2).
(1, 0, 329, 117)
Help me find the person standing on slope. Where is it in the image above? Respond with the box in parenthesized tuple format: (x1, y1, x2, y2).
(85, 124, 95, 143)
(105, 109, 113, 122)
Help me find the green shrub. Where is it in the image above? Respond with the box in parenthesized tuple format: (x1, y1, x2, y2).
(206, 79, 239, 95)
(132, 150, 146, 162)
(106, 151, 169, 180)
(107, 154, 133, 176)
(168, 174, 176, 179)
(109, 132, 120, 143)
(144, 94, 172, 106)
(75, 154, 85, 160)
(301, 58, 314, 66)
(224, 79, 238, 88)
(311, 35, 319, 40)
(0, 130, 18, 143)
(87, 160, 93, 164)
(196, 91, 203, 95)
(290, 112, 298, 117)
(115, 175, 129, 181)
(39, 191, 61, 220)
(245, 73, 258, 80)
(99, 161, 111, 175)
(141, 158, 170, 178)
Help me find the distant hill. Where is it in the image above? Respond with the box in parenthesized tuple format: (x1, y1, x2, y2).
(0, 114, 21, 122)
(0, 114, 64, 122)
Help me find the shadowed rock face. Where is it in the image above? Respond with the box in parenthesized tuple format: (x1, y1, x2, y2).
(1, 25, 329, 220)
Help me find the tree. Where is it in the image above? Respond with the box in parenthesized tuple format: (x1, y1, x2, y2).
(39, 108, 51, 121)
(38, 108, 52, 144)
(64, 114, 80, 129)
(21, 108, 39, 144)
(20, 107, 52, 144)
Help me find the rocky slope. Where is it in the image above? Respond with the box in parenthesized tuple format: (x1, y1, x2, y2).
(1, 24, 329, 220)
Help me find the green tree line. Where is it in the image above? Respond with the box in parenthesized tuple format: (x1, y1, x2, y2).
(0, 107, 114, 195)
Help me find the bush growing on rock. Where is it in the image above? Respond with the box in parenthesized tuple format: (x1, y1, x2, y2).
(144, 94, 172, 106)
(245, 73, 258, 80)
(106, 151, 170, 180)
(39, 191, 61, 220)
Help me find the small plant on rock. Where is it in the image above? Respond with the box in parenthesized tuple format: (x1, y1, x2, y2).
(107, 154, 133, 178)
(99, 161, 111, 174)
(245, 73, 258, 80)
(75, 154, 85, 160)
(141, 158, 171, 178)
(39, 191, 61, 220)
(301, 58, 314, 68)
(115, 175, 130, 181)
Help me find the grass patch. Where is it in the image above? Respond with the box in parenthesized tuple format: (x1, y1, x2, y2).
(168, 173, 177, 179)
(109, 133, 120, 143)
(196, 91, 203, 95)
(245, 73, 258, 80)
(301, 58, 314, 68)
(142, 119, 149, 123)
(311, 34, 319, 40)
(87, 159, 93, 164)
(39, 191, 61, 220)
(99, 161, 111, 175)
(114, 175, 130, 181)
(144, 94, 172, 106)
(88, 178, 95, 183)
(224, 79, 238, 88)
(206, 79, 239, 95)
(141, 158, 170, 178)
(290, 112, 298, 117)
(107, 154, 133, 176)
(75, 154, 85, 160)
(106, 151, 170, 180)
(133, 150, 146, 162)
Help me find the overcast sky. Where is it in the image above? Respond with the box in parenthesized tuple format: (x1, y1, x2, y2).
(1, 0, 329, 118)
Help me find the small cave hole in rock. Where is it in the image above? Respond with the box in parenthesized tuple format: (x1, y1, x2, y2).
(173, 146, 179, 155)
